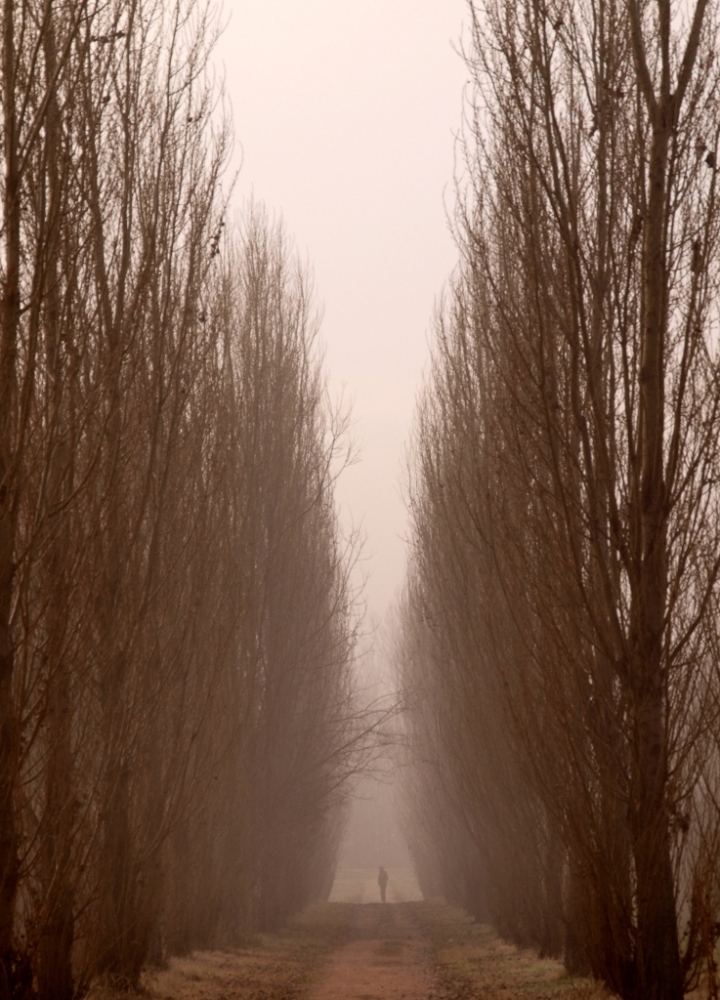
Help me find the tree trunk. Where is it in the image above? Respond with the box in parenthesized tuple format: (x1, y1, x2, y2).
(35, 16, 76, 997)
(0, 2, 20, 993)
(631, 108, 682, 1000)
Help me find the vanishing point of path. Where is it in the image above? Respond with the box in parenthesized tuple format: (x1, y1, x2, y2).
(308, 903, 431, 1000)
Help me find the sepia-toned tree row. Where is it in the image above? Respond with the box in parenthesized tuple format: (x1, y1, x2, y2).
(400, 1, 720, 999)
(0, 1, 360, 997)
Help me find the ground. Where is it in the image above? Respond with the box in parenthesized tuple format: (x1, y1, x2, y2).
(87, 869, 611, 1000)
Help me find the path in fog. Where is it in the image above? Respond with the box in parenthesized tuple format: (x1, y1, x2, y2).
(329, 867, 424, 904)
(308, 904, 431, 1000)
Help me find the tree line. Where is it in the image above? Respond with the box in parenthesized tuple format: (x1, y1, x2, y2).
(0, 1, 362, 997)
(399, 1, 720, 999)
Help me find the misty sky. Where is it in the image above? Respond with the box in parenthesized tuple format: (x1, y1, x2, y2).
(216, 1, 468, 618)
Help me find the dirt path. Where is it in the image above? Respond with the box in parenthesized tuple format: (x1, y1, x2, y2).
(307, 904, 431, 1000)
(114, 898, 608, 1000)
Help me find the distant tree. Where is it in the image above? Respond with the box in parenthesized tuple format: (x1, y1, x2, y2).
(162, 211, 362, 944)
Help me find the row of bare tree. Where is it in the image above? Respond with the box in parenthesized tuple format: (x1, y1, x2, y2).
(399, 1, 720, 999)
(0, 2, 360, 997)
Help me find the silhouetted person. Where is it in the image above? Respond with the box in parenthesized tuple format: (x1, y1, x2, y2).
(378, 865, 389, 903)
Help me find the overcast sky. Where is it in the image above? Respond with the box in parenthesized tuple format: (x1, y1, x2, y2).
(216, 1, 468, 620)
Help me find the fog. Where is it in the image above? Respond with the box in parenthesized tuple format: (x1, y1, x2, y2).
(215, 0, 467, 618)
(338, 776, 412, 871)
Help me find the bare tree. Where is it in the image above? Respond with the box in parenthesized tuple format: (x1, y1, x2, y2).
(401, 1, 720, 997)
(0, 2, 366, 994)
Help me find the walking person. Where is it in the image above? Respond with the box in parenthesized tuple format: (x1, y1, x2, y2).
(378, 866, 389, 903)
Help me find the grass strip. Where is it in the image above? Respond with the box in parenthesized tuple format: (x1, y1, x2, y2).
(410, 901, 612, 1000)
